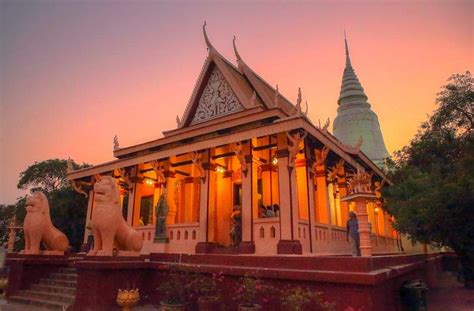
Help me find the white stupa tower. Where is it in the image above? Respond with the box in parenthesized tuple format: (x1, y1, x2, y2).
(333, 34, 390, 167)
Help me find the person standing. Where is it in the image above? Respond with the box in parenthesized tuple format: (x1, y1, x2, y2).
(346, 211, 361, 257)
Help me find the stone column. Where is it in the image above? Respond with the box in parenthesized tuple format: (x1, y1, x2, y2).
(197, 149, 211, 243)
(314, 166, 330, 225)
(239, 140, 255, 253)
(305, 159, 316, 253)
(276, 132, 302, 254)
(126, 166, 138, 226)
(355, 197, 372, 256)
(337, 171, 349, 226)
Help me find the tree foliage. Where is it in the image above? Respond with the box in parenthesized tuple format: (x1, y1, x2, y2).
(383, 71, 473, 286)
(17, 159, 88, 193)
(1, 158, 91, 252)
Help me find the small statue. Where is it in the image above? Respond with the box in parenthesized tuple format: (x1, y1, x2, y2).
(88, 176, 143, 256)
(232, 142, 248, 176)
(154, 191, 169, 243)
(287, 131, 307, 168)
(22, 192, 69, 255)
(229, 205, 242, 246)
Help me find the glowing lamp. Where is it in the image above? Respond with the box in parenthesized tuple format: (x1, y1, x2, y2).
(272, 157, 278, 165)
(374, 207, 380, 213)
(144, 178, 154, 186)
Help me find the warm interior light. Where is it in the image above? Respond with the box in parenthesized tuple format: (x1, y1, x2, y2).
(144, 178, 154, 186)
(272, 157, 278, 165)
(374, 207, 380, 213)
(216, 166, 225, 173)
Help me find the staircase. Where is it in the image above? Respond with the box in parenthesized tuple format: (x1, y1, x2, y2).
(8, 267, 77, 310)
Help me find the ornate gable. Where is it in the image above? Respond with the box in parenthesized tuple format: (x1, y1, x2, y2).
(189, 67, 245, 125)
(190, 67, 244, 125)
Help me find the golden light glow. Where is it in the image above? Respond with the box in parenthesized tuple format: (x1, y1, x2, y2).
(374, 207, 380, 213)
(272, 157, 278, 165)
(216, 166, 225, 174)
(144, 178, 154, 186)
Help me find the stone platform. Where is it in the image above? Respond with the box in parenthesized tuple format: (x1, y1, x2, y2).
(5, 252, 444, 311)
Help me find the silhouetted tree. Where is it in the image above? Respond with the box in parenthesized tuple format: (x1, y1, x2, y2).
(383, 71, 473, 287)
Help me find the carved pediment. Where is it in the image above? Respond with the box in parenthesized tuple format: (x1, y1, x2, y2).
(190, 67, 244, 125)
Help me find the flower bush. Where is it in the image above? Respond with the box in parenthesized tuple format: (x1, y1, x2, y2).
(157, 266, 192, 305)
(233, 274, 271, 307)
(188, 271, 224, 299)
(279, 286, 336, 311)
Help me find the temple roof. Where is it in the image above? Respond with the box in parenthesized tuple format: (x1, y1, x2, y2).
(177, 23, 297, 130)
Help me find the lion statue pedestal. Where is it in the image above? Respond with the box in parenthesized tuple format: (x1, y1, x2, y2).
(88, 176, 143, 257)
(22, 192, 69, 255)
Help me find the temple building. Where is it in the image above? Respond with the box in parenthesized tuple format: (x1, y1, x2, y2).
(67, 25, 400, 256)
(333, 35, 390, 167)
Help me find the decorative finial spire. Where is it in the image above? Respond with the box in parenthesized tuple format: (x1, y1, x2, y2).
(176, 115, 181, 127)
(233, 35, 243, 65)
(203, 21, 213, 51)
(274, 84, 279, 108)
(344, 30, 351, 67)
(113, 135, 119, 150)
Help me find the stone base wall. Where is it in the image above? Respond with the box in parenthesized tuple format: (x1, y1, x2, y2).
(6, 252, 444, 311)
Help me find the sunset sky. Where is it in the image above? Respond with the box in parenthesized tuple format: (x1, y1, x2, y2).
(1, 0, 472, 204)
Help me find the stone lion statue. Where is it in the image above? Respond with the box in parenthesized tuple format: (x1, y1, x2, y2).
(88, 175, 143, 256)
(22, 192, 69, 255)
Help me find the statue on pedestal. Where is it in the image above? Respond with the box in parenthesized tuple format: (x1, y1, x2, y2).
(22, 192, 69, 255)
(88, 175, 143, 256)
(154, 190, 169, 243)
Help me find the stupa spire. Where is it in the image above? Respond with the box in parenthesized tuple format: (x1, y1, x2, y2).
(333, 34, 390, 168)
(344, 30, 351, 67)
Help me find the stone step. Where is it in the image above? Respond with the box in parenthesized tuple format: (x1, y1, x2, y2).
(57, 268, 77, 274)
(30, 284, 76, 296)
(8, 295, 71, 310)
(18, 289, 75, 304)
(0, 301, 55, 311)
(39, 278, 77, 288)
(49, 273, 77, 282)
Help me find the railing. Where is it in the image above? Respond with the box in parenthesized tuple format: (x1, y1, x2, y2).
(312, 224, 350, 255)
(253, 218, 280, 255)
(168, 223, 200, 243)
(135, 225, 155, 254)
(297, 220, 310, 253)
(135, 223, 200, 254)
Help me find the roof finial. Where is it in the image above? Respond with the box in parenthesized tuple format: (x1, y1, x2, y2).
(233, 35, 243, 65)
(203, 21, 214, 51)
(344, 29, 351, 66)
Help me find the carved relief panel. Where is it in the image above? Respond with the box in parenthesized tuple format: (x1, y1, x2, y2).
(190, 68, 244, 125)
